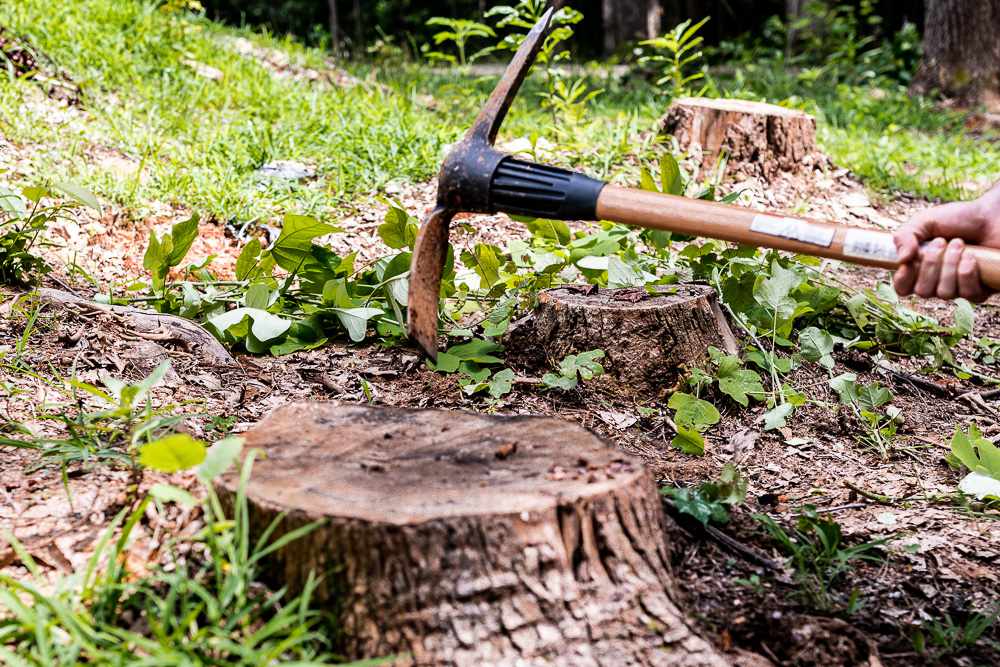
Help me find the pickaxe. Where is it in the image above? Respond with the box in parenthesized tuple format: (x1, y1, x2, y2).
(407, 7, 1000, 360)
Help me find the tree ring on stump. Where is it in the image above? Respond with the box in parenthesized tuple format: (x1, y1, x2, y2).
(218, 401, 726, 666)
(660, 97, 824, 180)
(505, 284, 738, 397)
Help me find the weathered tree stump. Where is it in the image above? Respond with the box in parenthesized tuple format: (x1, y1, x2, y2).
(220, 402, 727, 666)
(505, 285, 738, 397)
(660, 97, 822, 179)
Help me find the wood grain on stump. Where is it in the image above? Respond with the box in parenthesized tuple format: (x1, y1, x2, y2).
(661, 97, 821, 179)
(505, 284, 738, 396)
(220, 401, 726, 666)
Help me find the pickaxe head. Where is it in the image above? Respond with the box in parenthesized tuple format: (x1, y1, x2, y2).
(407, 5, 604, 359)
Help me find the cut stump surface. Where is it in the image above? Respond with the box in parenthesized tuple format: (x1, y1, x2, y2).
(506, 284, 737, 396)
(661, 97, 822, 179)
(220, 401, 726, 666)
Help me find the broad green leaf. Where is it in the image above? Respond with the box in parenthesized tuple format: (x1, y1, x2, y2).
(331, 307, 383, 342)
(712, 351, 764, 406)
(378, 205, 418, 249)
(671, 426, 706, 455)
(762, 403, 793, 431)
(958, 472, 1000, 500)
(665, 487, 715, 524)
(445, 339, 503, 364)
(196, 436, 244, 482)
(148, 483, 197, 507)
(271, 214, 339, 272)
(951, 425, 1000, 480)
(166, 215, 199, 267)
(668, 392, 720, 430)
(210, 308, 292, 342)
(235, 238, 262, 280)
(54, 181, 101, 211)
(461, 243, 502, 288)
(576, 255, 609, 271)
(799, 326, 835, 369)
(244, 282, 272, 309)
(430, 352, 461, 373)
(139, 434, 207, 472)
(660, 153, 683, 195)
(952, 299, 974, 337)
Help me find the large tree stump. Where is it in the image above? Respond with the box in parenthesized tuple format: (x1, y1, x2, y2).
(660, 97, 822, 179)
(220, 402, 727, 666)
(505, 285, 738, 397)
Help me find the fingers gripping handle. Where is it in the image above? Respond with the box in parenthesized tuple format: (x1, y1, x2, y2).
(594, 185, 1000, 290)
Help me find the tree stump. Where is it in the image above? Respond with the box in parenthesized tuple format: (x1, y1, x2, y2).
(505, 284, 738, 397)
(660, 97, 822, 179)
(219, 401, 726, 666)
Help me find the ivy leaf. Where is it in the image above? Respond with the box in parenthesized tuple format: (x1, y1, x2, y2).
(139, 434, 207, 473)
(542, 372, 578, 390)
(713, 352, 764, 406)
(210, 308, 291, 342)
(829, 372, 858, 404)
(799, 326, 836, 369)
(671, 426, 706, 455)
(488, 368, 515, 398)
(271, 214, 339, 272)
(761, 403, 793, 431)
(668, 392, 720, 431)
(753, 261, 801, 322)
(665, 487, 714, 524)
(330, 307, 384, 342)
(559, 349, 605, 380)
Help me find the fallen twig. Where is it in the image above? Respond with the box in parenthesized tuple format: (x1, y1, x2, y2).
(844, 481, 895, 505)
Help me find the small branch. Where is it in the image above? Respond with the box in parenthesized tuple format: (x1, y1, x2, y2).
(844, 481, 895, 506)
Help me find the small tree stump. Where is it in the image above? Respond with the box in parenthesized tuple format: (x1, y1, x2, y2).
(220, 402, 726, 666)
(660, 97, 822, 179)
(505, 285, 738, 396)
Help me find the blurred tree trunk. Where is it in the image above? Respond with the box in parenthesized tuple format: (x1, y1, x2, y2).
(351, 0, 362, 53)
(327, 0, 340, 54)
(785, 0, 805, 57)
(912, 0, 1000, 110)
(601, 0, 663, 53)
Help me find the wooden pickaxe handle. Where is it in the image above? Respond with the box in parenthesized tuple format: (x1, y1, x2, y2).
(596, 185, 1000, 289)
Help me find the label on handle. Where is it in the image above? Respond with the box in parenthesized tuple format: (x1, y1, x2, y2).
(751, 214, 835, 247)
(842, 229, 899, 263)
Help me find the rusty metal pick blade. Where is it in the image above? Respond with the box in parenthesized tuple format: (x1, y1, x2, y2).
(406, 207, 453, 360)
(468, 6, 555, 145)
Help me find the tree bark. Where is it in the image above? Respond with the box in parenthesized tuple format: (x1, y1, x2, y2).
(601, 0, 662, 53)
(912, 0, 1000, 111)
(220, 401, 727, 666)
(660, 97, 822, 180)
(327, 0, 340, 54)
(504, 284, 738, 398)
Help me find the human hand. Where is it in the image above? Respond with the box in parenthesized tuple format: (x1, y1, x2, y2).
(893, 182, 1000, 302)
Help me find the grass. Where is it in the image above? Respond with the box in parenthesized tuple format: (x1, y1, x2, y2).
(1, 0, 994, 238)
(0, 455, 349, 665)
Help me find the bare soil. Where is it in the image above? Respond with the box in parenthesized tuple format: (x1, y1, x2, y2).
(1, 115, 999, 665)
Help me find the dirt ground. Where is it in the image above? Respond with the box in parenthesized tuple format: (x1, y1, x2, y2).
(2, 95, 1000, 665)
